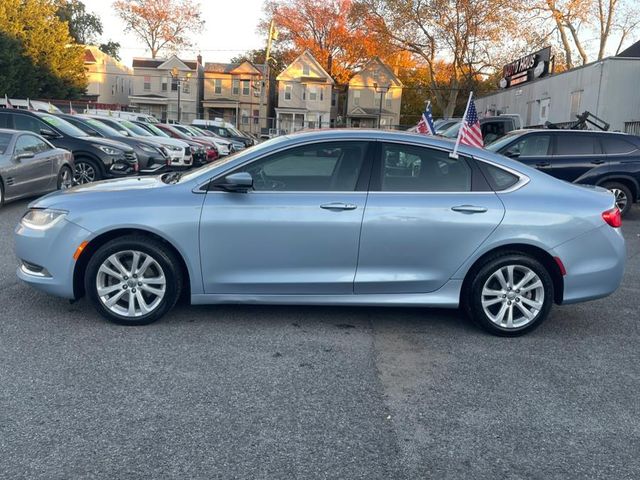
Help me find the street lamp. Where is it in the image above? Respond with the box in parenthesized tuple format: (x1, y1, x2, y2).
(170, 67, 192, 123)
(373, 82, 390, 129)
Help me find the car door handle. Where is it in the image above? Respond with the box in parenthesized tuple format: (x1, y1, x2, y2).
(451, 205, 488, 214)
(535, 161, 551, 168)
(320, 202, 357, 211)
(590, 159, 605, 165)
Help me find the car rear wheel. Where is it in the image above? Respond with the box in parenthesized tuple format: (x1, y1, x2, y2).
(467, 253, 554, 336)
(602, 182, 632, 216)
(74, 158, 101, 184)
(57, 165, 73, 190)
(85, 236, 183, 325)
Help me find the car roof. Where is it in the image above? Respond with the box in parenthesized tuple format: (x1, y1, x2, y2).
(510, 128, 632, 136)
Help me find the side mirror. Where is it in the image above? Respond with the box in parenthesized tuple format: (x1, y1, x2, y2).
(214, 172, 253, 192)
(505, 150, 521, 159)
(15, 151, 35, 161)
(40, 128, 60, 139)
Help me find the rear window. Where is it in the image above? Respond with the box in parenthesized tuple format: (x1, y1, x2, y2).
(481, 163, 519, 191)
(601, 136, 637, 155)
(555, 135, 597, 155)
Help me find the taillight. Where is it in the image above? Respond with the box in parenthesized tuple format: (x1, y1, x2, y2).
(602, 207, 622, 228)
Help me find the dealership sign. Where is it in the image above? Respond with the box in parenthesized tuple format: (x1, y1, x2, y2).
(499, 47, 551, 89)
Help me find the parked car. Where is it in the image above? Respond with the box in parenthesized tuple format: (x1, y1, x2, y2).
(84, 109, 159, 123)
(86, 116, 193, 168)
(55, 114, 170, 174)
(441, 116, 521, 144)
(190, 126, 245, 153)
(15, 130, 624, 336)
(434, 118, 461, 135)
(486, 129, 640, 215)
(171, 124, 235, 156)
(156, 124, 219, 165)
(0, 129, 74, 206)
(0, 108, 138, 184)
(192, 119, 255, 147)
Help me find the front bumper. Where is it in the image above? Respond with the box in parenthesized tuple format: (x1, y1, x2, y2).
(553, 224, 625, 304)
(15, 218, 92, 299)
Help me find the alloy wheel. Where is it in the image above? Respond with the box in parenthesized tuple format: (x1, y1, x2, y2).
(74, 162, 96, 184)
(610, 188, 628, 212)
(96, 250, 166, 318)
(481, 265, 545, 329)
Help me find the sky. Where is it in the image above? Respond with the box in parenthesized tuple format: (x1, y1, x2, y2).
(84, 0, 266, 66)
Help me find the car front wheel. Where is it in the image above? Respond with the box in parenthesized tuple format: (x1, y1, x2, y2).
(85, 236, 183, 325)
(467, 253, 554, 336)
(74, 158, 102, 184)
(57, 165, 73, 190)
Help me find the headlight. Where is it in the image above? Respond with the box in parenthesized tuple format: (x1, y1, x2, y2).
(138, 143, 159, 154)
(21, 209, 67, 230)
(95, 145, 123, 156)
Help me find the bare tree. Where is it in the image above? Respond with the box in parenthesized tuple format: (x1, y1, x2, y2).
(114, 0, 204, 58)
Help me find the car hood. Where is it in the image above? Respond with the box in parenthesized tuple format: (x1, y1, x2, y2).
(85, 136, 135, 152)
(30, 176, 167, 209)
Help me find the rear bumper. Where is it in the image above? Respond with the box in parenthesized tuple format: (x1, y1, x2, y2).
(553, 224, 625, 304)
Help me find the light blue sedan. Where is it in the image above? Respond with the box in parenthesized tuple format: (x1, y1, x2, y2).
(14, 130, 625, 336)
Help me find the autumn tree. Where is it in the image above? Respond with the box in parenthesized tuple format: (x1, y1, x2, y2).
(114, 0, 205, 58)
(357, 0, 517, 117)
(262, 0, 398, 84)
(0, 0, 87, 98)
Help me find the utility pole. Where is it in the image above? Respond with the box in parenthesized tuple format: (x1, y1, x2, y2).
(259, 19, 277, 135)
(374, 82, 389, 129)
(171, 67, 192, 123)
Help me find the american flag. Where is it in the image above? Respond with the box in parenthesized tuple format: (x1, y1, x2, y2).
(416, 102, 436, 135)
(459, 98, 483, 148)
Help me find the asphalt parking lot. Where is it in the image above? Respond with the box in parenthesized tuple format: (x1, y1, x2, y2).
(0, 199, 638, 480)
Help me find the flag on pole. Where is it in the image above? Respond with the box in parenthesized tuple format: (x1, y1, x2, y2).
(27, 98, 35, 111)
(450, 92, 483, 159)
(416, 102, 436, 135)
(69, 101, 76, 115)
(4, 94, 13, 109)
(48, 102, 54, 113)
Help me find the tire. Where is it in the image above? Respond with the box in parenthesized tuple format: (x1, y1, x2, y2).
(74, 158, 102, 185)
(57, 165, 73, 190)
(601, 181, 633, 216)
(466, 253, 554, 336)
(84, 235, 183, 325)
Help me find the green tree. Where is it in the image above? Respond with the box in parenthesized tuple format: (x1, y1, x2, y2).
(0, 0, 87, 98)
(99, 41, 122, 61)
(54, 0, 102, 44)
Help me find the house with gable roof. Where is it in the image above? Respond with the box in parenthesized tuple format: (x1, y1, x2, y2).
(346, 57, 403, 128)
(202, 60, 270, 134)
(129, 54, 203, 123)
(275, 51, 334, 133)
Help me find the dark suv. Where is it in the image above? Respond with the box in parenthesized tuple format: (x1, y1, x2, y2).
(487, 129, 640, 214)
(54, 113, 169, 174)
(0, 109, 137, 183)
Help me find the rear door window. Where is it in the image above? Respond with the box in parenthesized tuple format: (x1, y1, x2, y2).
(555, 135, 598, 155)
(14, 114, 46, 134)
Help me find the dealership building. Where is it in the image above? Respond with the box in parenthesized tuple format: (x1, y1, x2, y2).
(474, 41, 640, 134)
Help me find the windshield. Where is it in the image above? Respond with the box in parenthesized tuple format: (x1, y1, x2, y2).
(485, 131, 522, 151)
(82, 118, 123, 137)
(227, 125, 245, 137)
(174, 125, 195, 136)
(40, 114, 88, 137)
(120, 120, 152, 136)
(142, 123, 170, 137)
